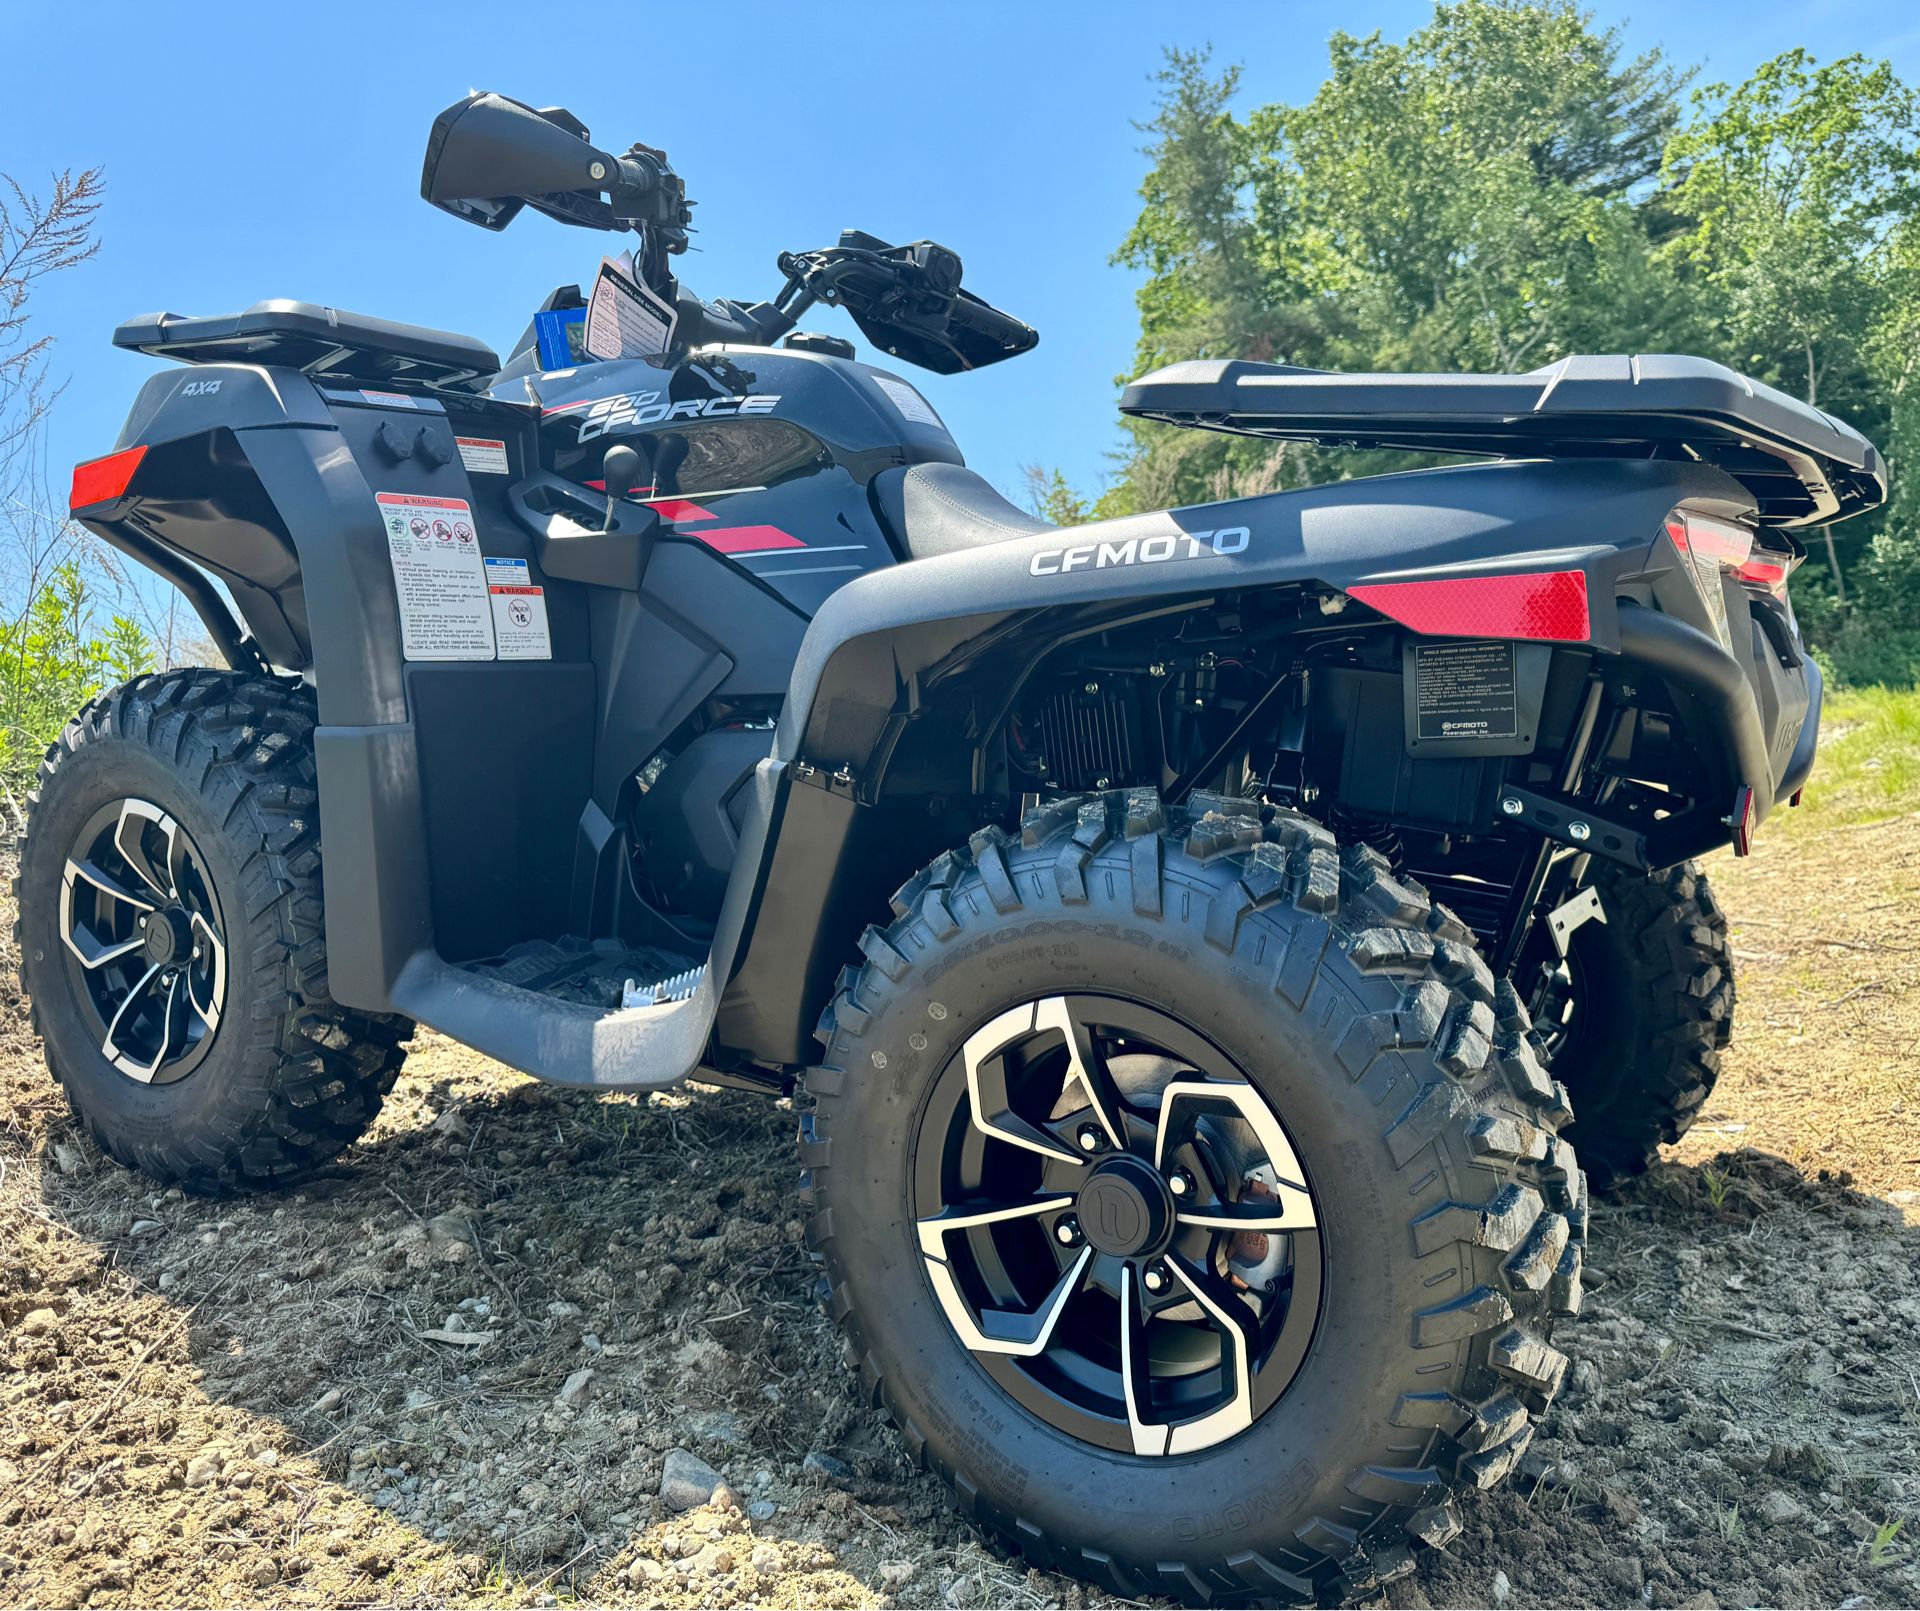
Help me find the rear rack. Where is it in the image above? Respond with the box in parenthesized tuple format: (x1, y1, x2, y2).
(1118, 354, 1886, 527)
(114, 300, 500, 395)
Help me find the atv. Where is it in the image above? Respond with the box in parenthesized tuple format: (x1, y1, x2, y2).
(18, 92, 1878, 1605)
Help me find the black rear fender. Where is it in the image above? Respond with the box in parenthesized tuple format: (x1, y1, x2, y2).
(714, 456, 1750, 1063)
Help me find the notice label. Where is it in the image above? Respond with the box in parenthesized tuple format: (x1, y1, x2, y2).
(361, 389, 419, 409)
(1412, 640, 1518, 742)
(874, 375, 943, 428)
(456, 436, 509, 475)
(376, 492, 495, 661)
(584, 256, 678, 362)
(485, 557, 552, 660)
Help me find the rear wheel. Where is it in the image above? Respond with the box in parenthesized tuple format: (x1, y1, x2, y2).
(14, 670, 411, 1194)
(1527, 860, 1733, 1186)
(802, 790, 1585, 1605)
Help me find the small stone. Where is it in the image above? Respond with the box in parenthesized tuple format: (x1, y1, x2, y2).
(802, 1449, 854, 1485)
(880, 1560, 917, 1590)
(554, 1368, 595, 1409)
(751, 1544, 780, 1573)
(546, 1300, 582, 1320)
(1492, 1569, 1512, 1605)
(18, 1309, 58, 1338)
(255, 1448, 279, 1468)
(627, 1558, 665, 1586)
(309, 1388, 343, 1416)
(248, 1560, 276, 1588)
(424, 1211, 471, 1248)
(51, 1142, 82, 1176)
(129, 1219, 163, 1236)
(748, 1500, 777, 1522)
(184, 1450, 225, 1488)
(1758, 1489, 1805, 1524)
(660, 1449, 723, 1511)
(711, 1482, 742, 1512)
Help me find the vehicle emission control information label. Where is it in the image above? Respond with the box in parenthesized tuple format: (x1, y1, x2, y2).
(376, 492, 496, 661)
(484, 557, 552, 660)
(1411, 640, 1518, 741)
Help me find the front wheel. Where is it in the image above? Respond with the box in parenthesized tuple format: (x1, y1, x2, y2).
(802, 791, 1585, 1605)
(14, 670, 411, 1194)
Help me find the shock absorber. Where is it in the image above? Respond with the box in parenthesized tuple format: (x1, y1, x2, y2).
(1328, 805, 1404, 871)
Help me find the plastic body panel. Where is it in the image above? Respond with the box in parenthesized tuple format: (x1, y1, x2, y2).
(515, 343, 961, 614)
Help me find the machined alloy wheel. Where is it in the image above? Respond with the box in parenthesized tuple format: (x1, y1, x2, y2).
(60, 797, 227, 1084)
(803, 789, 1586, 1606)
(914, 994, 1322, 1456)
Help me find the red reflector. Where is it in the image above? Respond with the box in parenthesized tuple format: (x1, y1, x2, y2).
(698, 525, 805, 555)
(1346, 570, 1590, 641)
(1729, 785, 1756, 856)
(69, 445, 148, 510)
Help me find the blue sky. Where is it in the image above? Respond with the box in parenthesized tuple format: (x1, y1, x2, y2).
(6, 0, 1919, 518)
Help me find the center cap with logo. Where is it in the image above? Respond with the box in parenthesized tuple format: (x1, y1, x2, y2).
(1076, 1153, 1176, 1259)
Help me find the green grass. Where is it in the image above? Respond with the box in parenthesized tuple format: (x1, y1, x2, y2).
(1772, 685, 1920, 836)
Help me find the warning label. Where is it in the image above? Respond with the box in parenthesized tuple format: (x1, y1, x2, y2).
(376, 492, 495, 661)
(1412, 641, 1518, 742)
(485, 557, 552, 660)
(456, 436, 509, 475)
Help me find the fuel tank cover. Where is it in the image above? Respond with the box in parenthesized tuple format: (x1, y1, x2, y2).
(783, 331, 856, 360)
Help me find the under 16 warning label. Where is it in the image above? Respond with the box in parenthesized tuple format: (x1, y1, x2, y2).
(485, 557, 552, 660)
(376, 492, 495, 661)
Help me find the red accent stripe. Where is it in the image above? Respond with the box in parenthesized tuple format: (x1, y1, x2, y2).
(70, 445, 148, 510)
(698, 525, 805, 555)
(1347, 570, 1591, 642)
(645, 498, 715, 522)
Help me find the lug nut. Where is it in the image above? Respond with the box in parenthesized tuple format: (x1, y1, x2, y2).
(1143, 1263, 1169, 1294)
(1076, 1125, 1104, 1153)
(138, 915, 148, 928)
(1168, 1169, 1193, 1198)
(1054, 1216, 1082, 1247)
(1500, 796, 1524, 817)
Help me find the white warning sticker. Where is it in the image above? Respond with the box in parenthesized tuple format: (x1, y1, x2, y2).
(485, 557, 552, 660)
(456, 436, 509, 475)
(874, 375, 943, 428)
(376, 492, 496, 661)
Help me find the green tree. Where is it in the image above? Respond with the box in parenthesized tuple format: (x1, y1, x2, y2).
(1659, 49, 1919, 612)
(0, 562, 152, 808)
(1107, 3, 1697, 516)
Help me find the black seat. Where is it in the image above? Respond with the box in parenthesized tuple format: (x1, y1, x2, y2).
(869, 463, 1056, 561)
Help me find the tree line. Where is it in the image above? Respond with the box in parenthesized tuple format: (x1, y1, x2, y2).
(1066, 2, 1919, 686)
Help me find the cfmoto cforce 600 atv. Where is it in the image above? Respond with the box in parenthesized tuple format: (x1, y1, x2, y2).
(20, 92, 1877, 1604)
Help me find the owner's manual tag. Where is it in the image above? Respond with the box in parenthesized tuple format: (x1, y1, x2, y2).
(376, 492, 496, 661)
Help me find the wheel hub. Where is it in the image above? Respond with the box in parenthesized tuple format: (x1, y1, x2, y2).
(59, 798, 227, 1085)
(1077, 1154, 1174, 1257)
(912, 994, 1324, 1457)
(141, 907, 193, 969)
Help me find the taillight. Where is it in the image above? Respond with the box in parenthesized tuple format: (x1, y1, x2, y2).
(1664, 511, 1756, 648)
(1665, 510, 1804, 645)
(69, 445, 148, 510)
(1733, 547, 1800, 602)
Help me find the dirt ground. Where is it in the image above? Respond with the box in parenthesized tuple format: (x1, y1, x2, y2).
(3, 800, 1917, 1610)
